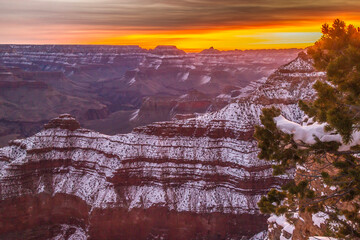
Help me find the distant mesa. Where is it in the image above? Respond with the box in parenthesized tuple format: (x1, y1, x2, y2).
(150, 45, 186, 55)
(44, 114, 81, 131)
(200, 46, 221, 54)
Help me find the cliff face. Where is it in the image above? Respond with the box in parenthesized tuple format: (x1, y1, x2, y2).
(0, 53, 325, 239)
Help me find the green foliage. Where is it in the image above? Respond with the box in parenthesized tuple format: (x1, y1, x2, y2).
(255, 19, 360, 239)
(258, 189, 286, 214)
(254, 107, 308, 175)
(305, 19, 360, 143)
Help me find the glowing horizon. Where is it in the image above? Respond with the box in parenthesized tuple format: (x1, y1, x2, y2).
(2, 0, 360, 51)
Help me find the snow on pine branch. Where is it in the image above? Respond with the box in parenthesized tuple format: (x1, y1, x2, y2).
(274, 115, 360, 151)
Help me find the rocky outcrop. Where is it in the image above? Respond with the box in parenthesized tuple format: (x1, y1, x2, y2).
(44, 114, 81, 131)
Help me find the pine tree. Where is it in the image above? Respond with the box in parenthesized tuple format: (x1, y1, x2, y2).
(254, 19, 360, 239)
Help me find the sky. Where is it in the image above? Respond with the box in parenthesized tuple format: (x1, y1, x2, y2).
(2, 0, 360, 51)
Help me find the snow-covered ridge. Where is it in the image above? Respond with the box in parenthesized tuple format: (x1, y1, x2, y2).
(0, 114, 282, 213)
(280, 53, 315, 72)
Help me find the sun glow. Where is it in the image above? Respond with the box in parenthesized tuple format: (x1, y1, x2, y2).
(87, 19, 360, 51)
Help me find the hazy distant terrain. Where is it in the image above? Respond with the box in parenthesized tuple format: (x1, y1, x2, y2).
(0, 45, 301, 145)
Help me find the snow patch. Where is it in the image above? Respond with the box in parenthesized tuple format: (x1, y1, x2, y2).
(268, 214, 295, 240)
(128, 77, 136, 85)
(180, 72, 189, 81)
(200, 76, 211, 84)
(129, 109, 140, 121)
(268, 214, 295, 234)
(216, 94, 232, 99)
(312, 212, 329, 228)
(249, 230, 268, 240)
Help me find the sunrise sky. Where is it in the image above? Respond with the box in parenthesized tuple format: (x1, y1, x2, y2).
(2, 0, 360, 51)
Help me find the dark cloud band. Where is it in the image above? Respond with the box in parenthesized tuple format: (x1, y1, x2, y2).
(1, 0, 360, 30)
